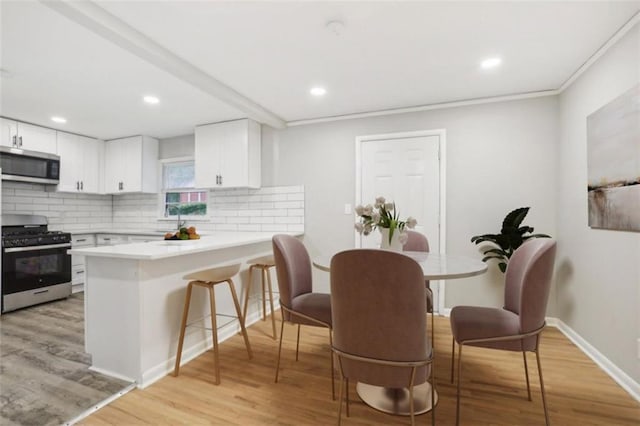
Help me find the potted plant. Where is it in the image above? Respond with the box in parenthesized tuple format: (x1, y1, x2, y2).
(471, 207, 550, 272)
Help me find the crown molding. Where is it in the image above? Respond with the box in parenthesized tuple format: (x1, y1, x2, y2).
(287, 90, 559, 127)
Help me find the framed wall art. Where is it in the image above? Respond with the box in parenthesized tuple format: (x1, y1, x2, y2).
(587, 84, 640, 232)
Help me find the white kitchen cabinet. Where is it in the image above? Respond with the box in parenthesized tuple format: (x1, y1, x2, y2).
(104, 135, 158, 194)
(0, 117, 57, 154)
(195, 118, 261, 189)
(71, 234, 96, 294)
(57, 132, 104, 194)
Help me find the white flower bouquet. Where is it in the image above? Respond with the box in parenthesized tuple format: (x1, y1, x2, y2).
(354, 196, 417, 245)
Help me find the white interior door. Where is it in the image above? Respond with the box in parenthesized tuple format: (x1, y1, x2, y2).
(356, 131, 444, 310)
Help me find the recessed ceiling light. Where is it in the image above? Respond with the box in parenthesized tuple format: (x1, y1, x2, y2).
(143, 95, 160, 104)
(51, 116, 67, 123)
(310, 87, 327, 96)
(480, 57, 502, 70)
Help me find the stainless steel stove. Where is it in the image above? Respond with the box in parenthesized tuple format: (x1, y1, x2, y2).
(1, 214, 72, 313)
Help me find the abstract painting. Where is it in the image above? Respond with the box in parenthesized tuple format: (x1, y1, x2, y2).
(587, 84, 640, 232)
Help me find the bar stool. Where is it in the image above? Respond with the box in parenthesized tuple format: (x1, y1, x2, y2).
(242, 255, 277, 339)
(174, 263, 252, 384)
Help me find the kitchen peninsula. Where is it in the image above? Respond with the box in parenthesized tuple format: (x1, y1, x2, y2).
(69, 232, 296, 388)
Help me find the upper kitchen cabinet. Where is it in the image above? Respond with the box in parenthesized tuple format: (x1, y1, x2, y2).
(0, 117, 57, 154)
(195, 118, 261, 189)
(104, 135, 158, 194)
(57, 132, 104, 194)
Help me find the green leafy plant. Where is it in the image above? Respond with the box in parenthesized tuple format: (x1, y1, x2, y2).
(471, 207, 550, 273)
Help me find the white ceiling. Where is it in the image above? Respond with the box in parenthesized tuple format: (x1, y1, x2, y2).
(1, 1, 639, 140)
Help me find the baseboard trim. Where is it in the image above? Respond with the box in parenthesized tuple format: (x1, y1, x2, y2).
(439, 311, 639, 402)
(550, 318, 640, 403)
(138, 300, 281, 389)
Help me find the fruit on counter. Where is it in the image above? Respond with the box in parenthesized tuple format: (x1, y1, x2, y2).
(164, 226, 200, 240)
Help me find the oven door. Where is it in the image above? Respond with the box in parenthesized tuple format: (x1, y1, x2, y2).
(2, 243, 72, 295)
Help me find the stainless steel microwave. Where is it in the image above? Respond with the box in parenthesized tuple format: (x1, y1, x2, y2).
(0, 146, 60, 184)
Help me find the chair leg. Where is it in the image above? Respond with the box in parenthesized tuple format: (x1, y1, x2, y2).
(535, 344, 551, 426)
(207, 284, 221, 385)
(345, 378, 350, 417)
(265, 266, 277, 340)
(174, 282, 193, 376)
(261, 269, 267, 322)
(337, 365, 345, 426)
(227, 279, 253, 359)
(456, 344, 464, 426)
(451, 337, 456, 383)
(242, 265, 255, 326)
(409, 366, 417, 426)
(431, 361, 436, 426)
(295, 324, 301, 361)
(274, 308, 286, 383)
(523, 350, 532, 401)
(329, 328, 335, 400)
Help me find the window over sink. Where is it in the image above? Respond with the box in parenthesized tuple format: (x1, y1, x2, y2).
(160, 158, 208, 219)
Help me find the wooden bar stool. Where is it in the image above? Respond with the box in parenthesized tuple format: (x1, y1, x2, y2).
(242, 255, 277, 339)
(174, 263, 252, 384)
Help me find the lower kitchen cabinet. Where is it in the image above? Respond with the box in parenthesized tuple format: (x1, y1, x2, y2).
(71, 234, 96, 293)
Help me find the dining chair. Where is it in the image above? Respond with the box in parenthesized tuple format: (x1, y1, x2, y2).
(272, 234, 335, 399)
(450, 238, 556, 426)
(403, 230, 434, 339)
(330, 249, 435, 426)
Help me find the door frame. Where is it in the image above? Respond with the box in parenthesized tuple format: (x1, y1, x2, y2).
(355, 129, 447, 312)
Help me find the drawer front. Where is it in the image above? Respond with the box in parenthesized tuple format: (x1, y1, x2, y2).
(96, 234, 127, 246)
(72, 234, 96, 247)
(72, 254, 85, 267)
(72, 264, 86, 285)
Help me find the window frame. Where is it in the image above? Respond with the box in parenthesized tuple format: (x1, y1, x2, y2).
(157, 157, 209, 222)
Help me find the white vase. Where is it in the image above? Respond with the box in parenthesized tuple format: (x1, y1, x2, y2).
(379, 228, 404, 252)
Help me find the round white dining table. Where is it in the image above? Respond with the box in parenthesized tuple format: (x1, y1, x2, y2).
(312, 249, 488, 417)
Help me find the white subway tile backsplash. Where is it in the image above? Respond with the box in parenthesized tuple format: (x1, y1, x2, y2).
(2, 182, 304, 234)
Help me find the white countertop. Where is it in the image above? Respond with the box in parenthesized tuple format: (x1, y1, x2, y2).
(68, 231, 300, 260)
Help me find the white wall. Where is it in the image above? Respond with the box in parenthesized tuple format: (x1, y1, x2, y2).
(261, 96, 559, 302)
(557, 24, 640, 383)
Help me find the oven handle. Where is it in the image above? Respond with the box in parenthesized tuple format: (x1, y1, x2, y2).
(4, 243, 72, 253)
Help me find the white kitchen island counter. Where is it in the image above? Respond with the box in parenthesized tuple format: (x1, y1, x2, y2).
(73, 232, 299, 388)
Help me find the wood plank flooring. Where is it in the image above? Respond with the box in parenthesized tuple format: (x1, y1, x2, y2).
(0, 293, 133, 426)
(81, 314, 640, 425)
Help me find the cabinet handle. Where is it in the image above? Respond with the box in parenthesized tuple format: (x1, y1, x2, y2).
(76, 181, 80, 190)
(11, 135, 17, 147)
(18, 136, 23, 147)
(76, 270, 85, 275)
(76, 239, 87, 242)
(220, 175, 223, 185)
(80, 181, 84, 190)
(103, 238, 111, 241)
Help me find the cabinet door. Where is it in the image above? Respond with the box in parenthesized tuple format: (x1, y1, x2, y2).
(56, 132, 84, 192)
(16, 122, 57, 154)
(194, 124, 222, 188)
(105, 137, 141, 193)
(0, 118, 18, 147)
(81, 137, 103, 193)
(218, 120, 247, 188)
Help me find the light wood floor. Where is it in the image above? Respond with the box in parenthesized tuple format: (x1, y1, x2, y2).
(81, 314, 640, 425)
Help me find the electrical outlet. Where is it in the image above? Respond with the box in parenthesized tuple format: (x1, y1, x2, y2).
(344, 204, 352, 215)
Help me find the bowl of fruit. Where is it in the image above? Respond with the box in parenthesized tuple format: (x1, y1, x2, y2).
(164, 226, 200, 243)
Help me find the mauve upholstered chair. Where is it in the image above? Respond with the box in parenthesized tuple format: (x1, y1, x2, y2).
(272, 234, 334, 399)
(450, 238, 557, 426)
(331, 249, 435, 426)
(403, 230, 434, 328)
